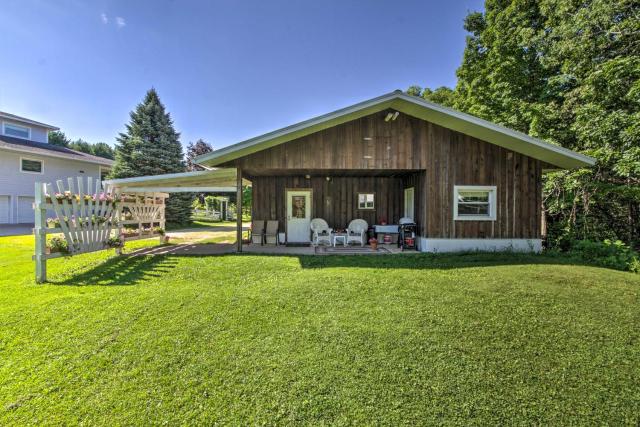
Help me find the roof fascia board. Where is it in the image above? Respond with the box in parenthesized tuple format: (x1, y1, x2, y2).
(0, 145, 113, 166)
(114, 186, 238, 193)
(195, 93, 398, 166)
(0, 113, 58, 130)
(196, 92, 595, 169)
(390, 95, 595, 169)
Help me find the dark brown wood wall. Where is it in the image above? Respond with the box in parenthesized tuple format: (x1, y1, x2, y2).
(251, 175, 406, 232)
(236, 111, 542, 239)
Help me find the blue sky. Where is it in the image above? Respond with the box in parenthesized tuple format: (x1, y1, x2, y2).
(0, 0, 483, 149)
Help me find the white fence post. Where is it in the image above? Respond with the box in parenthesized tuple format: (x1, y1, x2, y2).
(34, 182, 47, 283)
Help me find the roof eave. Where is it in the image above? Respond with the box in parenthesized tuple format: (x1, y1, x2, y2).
(196, 92, 595, 170)
(0, 145, 114, 166)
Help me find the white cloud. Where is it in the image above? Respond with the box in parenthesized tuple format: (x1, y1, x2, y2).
(100, 13, 108, 24)
(115, 16, 126, 28)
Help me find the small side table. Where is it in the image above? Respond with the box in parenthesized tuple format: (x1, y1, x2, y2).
(332, 233, 347, 247)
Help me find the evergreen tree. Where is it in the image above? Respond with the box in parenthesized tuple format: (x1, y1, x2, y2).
(186, 139, 213, 171)
(92, 142, 115, 160)
(111, 88, 193, 224)
(48, 130, 70, 147)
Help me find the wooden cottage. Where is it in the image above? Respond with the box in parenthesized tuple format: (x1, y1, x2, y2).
(109, 91, 594, 253)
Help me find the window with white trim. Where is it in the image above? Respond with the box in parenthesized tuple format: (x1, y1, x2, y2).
(21, 158, 43, 174)
(453, 186, 496, 220)
(4, 123, 31, 139)
(357, 193, 375, 209)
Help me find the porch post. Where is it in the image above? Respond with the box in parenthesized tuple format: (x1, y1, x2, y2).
(236, 167, 242, 252)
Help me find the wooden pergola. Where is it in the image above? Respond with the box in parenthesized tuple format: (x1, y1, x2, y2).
(105, 168, 250, 252)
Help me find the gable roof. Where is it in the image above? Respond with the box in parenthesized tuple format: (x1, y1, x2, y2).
(0, 111, 59, 130)
(0, 135, 113, 166)
(195, 91, 595, 169)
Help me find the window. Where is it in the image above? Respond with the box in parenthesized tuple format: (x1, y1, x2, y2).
(357, 193, 375, 209)
(453, 186, 496, 220)
(4, 123, 31, 139)
(21, 158, 43, 174)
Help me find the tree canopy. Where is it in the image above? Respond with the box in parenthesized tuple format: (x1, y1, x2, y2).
(410, 0, 640, 248)
(186, 139, 213, 171)
(111, 88, 193, 224)
(48, 131, 114, 159)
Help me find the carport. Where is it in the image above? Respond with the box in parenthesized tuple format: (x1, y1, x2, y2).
(105, 168, 249, 251)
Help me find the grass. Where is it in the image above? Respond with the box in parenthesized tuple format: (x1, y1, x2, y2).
(0, 229, 639, 425)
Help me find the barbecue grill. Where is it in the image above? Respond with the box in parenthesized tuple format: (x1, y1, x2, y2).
(398, 217, 417, 250)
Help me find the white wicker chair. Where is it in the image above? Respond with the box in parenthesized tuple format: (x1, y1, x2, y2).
(346, 219, 368, 246)
(310, 218, 332, 246)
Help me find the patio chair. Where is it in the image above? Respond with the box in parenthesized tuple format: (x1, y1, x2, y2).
(264, 220, 279, 245)
(250, 220, 265, 245)
(346, 219, 368, 246)
(310, 218, 332, 246)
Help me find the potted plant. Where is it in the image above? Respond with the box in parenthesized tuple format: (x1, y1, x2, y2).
(47, 237, 69, 254)
(154, 227, 169, 243)
(369, 237, 378, 250)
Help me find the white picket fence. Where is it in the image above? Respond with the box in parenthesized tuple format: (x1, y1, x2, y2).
(33, 177, 167, 283)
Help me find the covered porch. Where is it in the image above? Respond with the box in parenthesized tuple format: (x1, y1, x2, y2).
(244, 168, 424, 249)
(105, 167, 422, 253)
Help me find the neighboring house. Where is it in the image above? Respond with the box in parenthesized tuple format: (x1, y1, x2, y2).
(0, 112, 113, 224)
(107, 91, 595, 253)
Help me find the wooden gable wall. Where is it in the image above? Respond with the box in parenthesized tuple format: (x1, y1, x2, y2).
(231, 111, 542, 239)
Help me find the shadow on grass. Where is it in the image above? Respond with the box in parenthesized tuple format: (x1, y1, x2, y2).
(48, 248, 623, 287)
(50, 254, 179, 286)
(289, 251, 593, 270)
(161, 250, 600, 271)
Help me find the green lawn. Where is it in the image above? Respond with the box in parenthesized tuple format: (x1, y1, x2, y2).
(1, 232, 639, 425)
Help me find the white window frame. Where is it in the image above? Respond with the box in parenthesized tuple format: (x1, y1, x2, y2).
(357, 193, 375, 210)
(3, 122, 32, 140)
(20, 157, 44, 175)
(453, 185, 497, 221)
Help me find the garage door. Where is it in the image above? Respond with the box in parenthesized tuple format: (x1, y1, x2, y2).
(17, 196, 35, 224)
(0, 196, 9, 224)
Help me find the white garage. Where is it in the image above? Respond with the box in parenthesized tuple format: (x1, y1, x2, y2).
(17, 196, 35, 224)
(0, 196, 9, 224)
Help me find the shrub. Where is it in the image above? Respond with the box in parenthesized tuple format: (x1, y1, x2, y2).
(569, 239, 639, 273)
(106, 236, 123, 248)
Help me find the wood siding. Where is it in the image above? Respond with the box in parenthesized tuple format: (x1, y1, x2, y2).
(251, 175, 406, 233)
(235, 111, 542, 239)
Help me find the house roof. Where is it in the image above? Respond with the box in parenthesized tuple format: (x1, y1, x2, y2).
(195, 91, 595, 170)
(0, 135, 113, 166)
(0, 111, 59, 130)
(104, 168, 248, 192)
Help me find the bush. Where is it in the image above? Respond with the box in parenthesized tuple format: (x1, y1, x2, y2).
(569, 239, 639, 273)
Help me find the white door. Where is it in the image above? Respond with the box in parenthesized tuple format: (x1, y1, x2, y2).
(0, 196, 9, 224)
(404, 187, 415, 221)
(17, 196, 35, 224)
(286, 190, 311, 243)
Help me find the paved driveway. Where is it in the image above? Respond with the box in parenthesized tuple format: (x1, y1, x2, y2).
(0, 224, 33, 237)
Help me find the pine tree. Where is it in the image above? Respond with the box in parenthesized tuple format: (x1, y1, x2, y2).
(111, 88, 193, 224)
